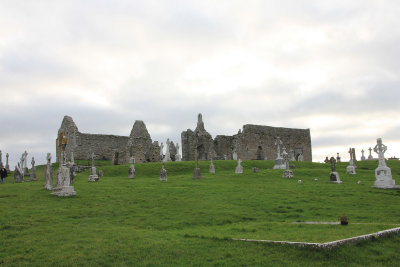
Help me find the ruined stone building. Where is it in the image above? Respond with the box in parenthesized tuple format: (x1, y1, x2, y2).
(181, 114, 312, 161)
(56, 116, 160, 164)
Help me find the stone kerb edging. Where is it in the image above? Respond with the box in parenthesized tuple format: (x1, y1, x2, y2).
(232, 227, 400, 249)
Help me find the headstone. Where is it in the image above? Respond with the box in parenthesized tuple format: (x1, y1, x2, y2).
(282, 147, 294, 178)
(5, 153, 10, 173)
(160, 163, 167, 181)
(29, 157, 37, 181)
(160, 142, 164, 161)
(273, 137, 286, 169)
(235, 159, 243, 174)
(357, 180, 362, 184)
(52, 133, 76, 197)
(14, 163, 24, 183)
(21, 151, 30, 177)
(324, 157, 329, 163)
(175, 143, 182, 161)
(164, 139, 171, 162)
(289, 150, 296, 161)
(368, 147, 374, 160)
(193, 149, 202, 179)
(209, 158, 215, 174)
(336, 152, 341, 163)
(329, 157, 341, 183)
(232, 151, 238, 161)
(352, 148, 357, 165)
(298, 180, 303, 183)
(361, 149, 366, 161)
(346, 148, 356, 174)
(98, 170, 103, 177)
(44, 153, 53, 190)
(252, 167, 259, 173)
(128, 157, 136, 179)
(314, 178, 318, 181)
(88, 153, 99, 182)
(373, 138, 399, 189)
(297, 152, 304, 162)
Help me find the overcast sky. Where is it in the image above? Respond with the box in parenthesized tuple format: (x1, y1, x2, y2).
(1, 0, 400, 168)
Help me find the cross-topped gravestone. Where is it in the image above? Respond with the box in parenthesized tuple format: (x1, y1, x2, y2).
(329, 156, 341, 183)
(361, 149, 366, 161)
(373, 138, 398, 189)
(5, 153, 10, 173)
(273, 136, 286, 169)
(29, 157, 37, 181)
(336, 152, 341, 163)
(368, 147, 373, 160)
(346, 147, 356, 174)
(282, 147, 294, 178)
(88, 152, 99, 182)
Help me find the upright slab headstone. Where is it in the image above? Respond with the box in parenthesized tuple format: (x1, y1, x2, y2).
(209, 158, 215, 174)
(160, 163, 167, 181)
(297, 152, 304, 162)
(324, 157, 330, 163)
(336, 153, 341, 163)
(30, 157, 37, 181)
(329, 157, 341, 183)
(193, 149, 202, 179)
(21, 151, 30, 177)
(88, 153, 99, 182)
(373, 138, 399, 189)
(175, 143, 182, 162)
(252, 167, 259, 173)
(44, 153, 53, 190)
(112, 150, 119, 165)
(128, 157, 136, 179)
(346, 148, 356, 174)
(5, 153, 10, 173)
(232, 151, 238, 161)
(235, 159, 243, 174)
(273, 136, 286, 169)
(14, 163, 24, 183)
(282, 147, 294, 178)
(52, 131, 76, 197)
(368, 147, 374, 160)
(289, 150, 296, 161)
(361, 149, 366, 161)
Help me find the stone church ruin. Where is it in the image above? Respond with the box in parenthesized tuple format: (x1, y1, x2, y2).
(181, 114, 312, 162)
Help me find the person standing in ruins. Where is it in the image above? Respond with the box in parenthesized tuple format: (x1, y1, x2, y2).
(0, 164, 7, 184)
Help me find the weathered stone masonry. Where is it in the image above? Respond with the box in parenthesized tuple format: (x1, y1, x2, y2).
(56, 116, 160, 164)
(182, 114, 312, 161)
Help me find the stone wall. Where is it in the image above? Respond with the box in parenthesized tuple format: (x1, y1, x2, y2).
(56, 116, 160, 164)
(181, 114, 312, 162)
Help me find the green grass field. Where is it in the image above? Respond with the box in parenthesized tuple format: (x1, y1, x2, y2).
(1, 159, 400, 266)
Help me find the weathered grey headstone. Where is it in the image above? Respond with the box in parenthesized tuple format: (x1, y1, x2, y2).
(329, 157, 341, 183)
(164, 139, 171, 162)
(336, 152, 341, 163)
(193, 149, 202, 179)
(21, 151, 30, 177)
(373, 138, 399, 189)
(209, 158, 215, 174)
(282, 147, 294, 178)
(273, 136, 286, 169)
(128, 157, 136, 179)
(252, 167, 259, 173)
(235, 159, 243, 174)
(98, 170, 103, 177)
(5, 153, 10, 173)
(175, 143, 182, 162)
(346, 148, 356, 174)
(44, 153, 53, 190)
(160, 163, 167, 181)
(368, 147, 374, 160)
(14, 163, 24, 183)
(29, 157, 37, 181)
(352, 148, 357, 165)
(232, 151, 238, 161)
(88, 153, 99, 182)
(70, 151, 74, 164)
(112, 150, 119, 165)
(361, 149, 366, 161)
(297, 152, 304, 162)
(289, 150, 296, 161)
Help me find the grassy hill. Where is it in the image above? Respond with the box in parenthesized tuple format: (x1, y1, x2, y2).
(1, 159, 400, 266)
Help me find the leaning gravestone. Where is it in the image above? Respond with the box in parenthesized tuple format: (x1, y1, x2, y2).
(329, 157, 341, 184)
(160, 163, 167, 181)
(273, 136, 286, 169)
(235, 159, 243, 174)
(29, 157, 37, 181)
(282, 147, 294, 178)
(88, 153, 99, 182)
(14, 163, 24, 183)
(44, 153, 53, 190)
(346, 148, 356, 174)
(373, 138, 399, 189)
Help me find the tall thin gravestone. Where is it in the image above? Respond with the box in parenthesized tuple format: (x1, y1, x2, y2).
(273, 136, 285, 169)
(373, 138, 399, 189)
(128, 140, 136, 179)
(329, 157, 341, 183)
(235, 159, 243, 174)
(160, 163, 167, 181)
(160, 142, 164, 162)
(282, 147, 294, 178)
(44, 153, 53, 190)
(368, 147, 374, 160)
(164, 139, 171, 162)
(346, 148, 356, 174)
(336, 152, 341, 163)
(193, 149, 202, 179)
(88, 153, 99, 182)
(361, 149, 366, 161)
(5, 153, 10, 173)
(14, 163, 24, 183)
(175, 143, 182, 162)
(30, 157, 37, 181)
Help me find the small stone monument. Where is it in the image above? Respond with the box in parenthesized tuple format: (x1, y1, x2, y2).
(282, 147, 294, 178)
(373, 138, 399, 189)
(329, 157, 341, 183)
(232, 151, 238, 161)
(44, 153, 53, 190)
(336, 153, 341, 163)
(5, 153, 10, 173)
(14, 163, 24, 183)
(164, 139, 171, 162)
(361, 149, 366, 161)
(273, 136, 286, 169)
(289, 150, 296, 161)
(112, 150, 119, 165)
(21, 151, 30, 177)
(297, 152, 304, 161)
(324, 157, 329, 163)
(70, 151, 75, 164)
(88, 153, 99, 182)
(52, 131, 76, 197)
(368, 147, 374, 160)
(346, 148, 356, 174)
(29, 157, 37, 181)
(160, 163, 167, 181)
(98, 170, 103, 177)
(193, 149, 202, 179)
(252, 167, 259, 173)
(160, 142, 164, 161)
(128, 157, 136, 179)
(175, 143, 182, 162)
(235, 159, 243, 174)
(209, 158, 215, 174)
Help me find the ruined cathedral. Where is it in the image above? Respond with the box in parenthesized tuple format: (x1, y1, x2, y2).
(181, 114, 312, 161)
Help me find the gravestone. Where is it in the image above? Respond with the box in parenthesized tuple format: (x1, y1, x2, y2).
(352, 148, 357, 165)
(346, 148, 356, 174)
(193, 150, 202, 179)
(159, 142, 164, 161)
(128, 157, 136, 179)
(209, 158, 215, 174)
(297, 152, 304, 161)
(164, 139, 171, 162)
(29, 157, 37, 181)
(368, 147, 374, 160)
(324, 157, 329, 163)
(88, 153, 99, 182)
(282, 147, 294, 178)
(21, 151, 30, 177)
(5, 153, 10, 173)
(336, 152, 341, 163)
(44, 153, 53, 190)
(175, 143, 182, 162)
(235, 159, 243, 174)
(289, 150, 296, 161)
(98, 170, 103, 177)
(273, 136, 286, 169)
(361, 149, 366, 161)
(252, 167, 259, 173)
(112, 150, 119, 165)
(232, 151, 238, 161)
(160, 163, 167, 181)
(52, 132, 76, 197)
(14, 163, 24, 183)
(329, 157, 341, 183)
(373, 138, 399, 189)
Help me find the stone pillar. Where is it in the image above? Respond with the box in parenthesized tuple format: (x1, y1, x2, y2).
(368, 147, 374, 160)
(44, 153, 53, 190)
(160, 163, 167, 181)
(193, 149, 202, 179)
(29, 157, 37, 181)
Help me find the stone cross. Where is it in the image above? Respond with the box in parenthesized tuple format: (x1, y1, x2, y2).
(282, 147, 290, 170)
(348, 148, 353, 165)
(336, 152, 341, 162)
(368, 147, 373, 160)
(275, 136, 283, 159)
(374, 138, 387, 168)
(31, 157, 35, 169)
(330, 157, 337, 172)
